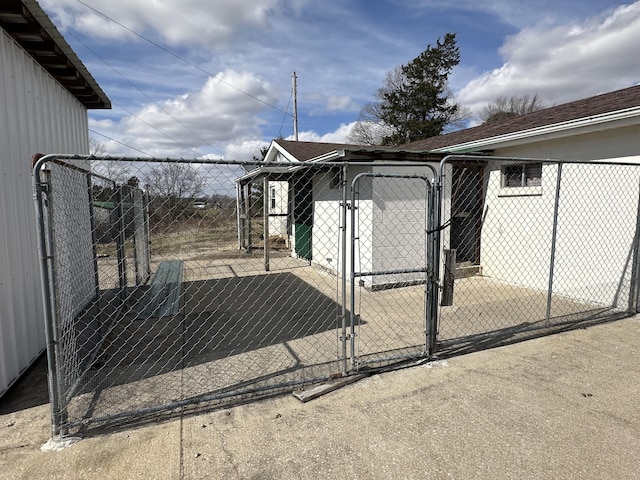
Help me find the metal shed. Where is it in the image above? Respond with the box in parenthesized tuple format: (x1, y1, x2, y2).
(0, 0, 110, 397)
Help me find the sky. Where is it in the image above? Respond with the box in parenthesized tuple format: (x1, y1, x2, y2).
(39, 0, 640, 160)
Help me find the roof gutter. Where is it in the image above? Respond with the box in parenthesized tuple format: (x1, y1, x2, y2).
(308, 150, 346, 163)
(431, 106, 640, 154)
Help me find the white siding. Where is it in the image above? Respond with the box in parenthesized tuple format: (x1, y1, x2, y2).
(267, 181, 288, 238)
(369, 165, 435, 288)
(0, 30, 89, 397)
(478, 128, 640, 308)
(479, 163, 557, 291)
(311, 164, 436, 288)
(311, 166, 372, 279)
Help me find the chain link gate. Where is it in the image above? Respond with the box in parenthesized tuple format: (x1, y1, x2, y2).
(348, 170, 438, 369)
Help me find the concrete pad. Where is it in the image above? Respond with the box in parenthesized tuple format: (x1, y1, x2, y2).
(179, 317, 640, 480)
(1, 316, 639, 479)
(0, 409, 182, 480)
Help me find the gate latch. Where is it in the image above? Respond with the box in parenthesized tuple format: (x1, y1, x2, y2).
(340, 202, 357, 210)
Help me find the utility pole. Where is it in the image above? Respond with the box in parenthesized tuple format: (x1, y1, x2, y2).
(292, 71, 299, 141)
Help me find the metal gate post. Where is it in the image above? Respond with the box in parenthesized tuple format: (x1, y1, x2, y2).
(340, 163, 349, 375)
(426, 174, 442, 356)
(545, 163, 563, 325)
(33, 157, 67, 438)
(349, 170, 359, 370)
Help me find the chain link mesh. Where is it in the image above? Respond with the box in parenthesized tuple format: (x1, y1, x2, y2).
(34, 155, 640, 435)
(350, 171, 433, 368)
(437, 159, 640, 352)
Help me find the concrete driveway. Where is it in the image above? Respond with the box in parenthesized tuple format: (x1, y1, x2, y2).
(1, 316, 639, 480)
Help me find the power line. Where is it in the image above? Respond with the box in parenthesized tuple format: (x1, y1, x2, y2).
(278, 91, 293, 139)
(76, 0, 291, 117)
(67, 29, 218, 150)
(89, 128, 152, 157)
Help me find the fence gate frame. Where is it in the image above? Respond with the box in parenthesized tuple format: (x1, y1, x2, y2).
(348, 170, 439, 370)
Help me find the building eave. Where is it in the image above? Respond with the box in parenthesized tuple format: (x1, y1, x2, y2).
(0, 0, 111, 109)
(431, 106, 640, 154)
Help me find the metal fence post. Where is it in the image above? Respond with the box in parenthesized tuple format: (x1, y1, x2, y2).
(627, 178, 640, 313)
(263, 176, 270, 271)
(115, 185, 128, 301)
(33, 159, 66, 438)
(340, 163, 349, 375)
(545, 162, 563, 325)
(349, 168, 359, 370)
(86, 171, 100, 299)
(427, 173, 443, 356)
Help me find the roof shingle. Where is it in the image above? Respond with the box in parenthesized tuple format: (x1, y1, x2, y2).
(274, 139, 381, 161)
(403, 84, 640, 151)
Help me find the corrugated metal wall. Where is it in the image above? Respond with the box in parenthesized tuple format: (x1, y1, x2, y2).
(0, 29, 90, 397)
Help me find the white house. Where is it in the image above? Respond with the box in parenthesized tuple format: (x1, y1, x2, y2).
(0, 0, 110, 397)
(405, 84, 640, 308)
(237, 140, 443, 287)
(239, 85, 640, 306)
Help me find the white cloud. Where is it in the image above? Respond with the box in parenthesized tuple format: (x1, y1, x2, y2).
(394, 0, 620, 29)
(293, 122, 357, 144)
(92, 70, 275, 157)
(40, 0, 306, 47)
(457, 2, 640, 116)
(222, 140, 270, 162)
(326, 95, 359, 112)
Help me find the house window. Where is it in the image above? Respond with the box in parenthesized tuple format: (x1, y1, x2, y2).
(270, 187, 276, 209)
(501, 163, 542, 188)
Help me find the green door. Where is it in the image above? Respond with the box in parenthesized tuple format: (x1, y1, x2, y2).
(294, 175, 313, 260)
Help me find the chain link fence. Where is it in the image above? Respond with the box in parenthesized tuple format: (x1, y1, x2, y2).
(33, 154, 640, 437)
(436, 157, 640, 354)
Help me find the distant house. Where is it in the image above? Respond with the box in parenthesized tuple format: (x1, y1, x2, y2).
(238, 85, 640, 302)
(236, 140, 442, 287)
(0, 0, 110, 397)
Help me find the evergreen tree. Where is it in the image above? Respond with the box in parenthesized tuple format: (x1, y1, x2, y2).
(350, 33, 463, 146)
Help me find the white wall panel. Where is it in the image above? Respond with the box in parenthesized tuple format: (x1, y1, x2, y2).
(0, 30, 89, 397)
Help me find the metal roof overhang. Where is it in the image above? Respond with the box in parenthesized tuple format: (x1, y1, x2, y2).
(236, 147, 443, 184)
(0, 0, 111, 109)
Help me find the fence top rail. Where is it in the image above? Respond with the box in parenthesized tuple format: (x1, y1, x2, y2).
(351, 171, 435, 187)
(32, 154, 117, 186)
(35, 153, 447, 166)
(32, 153, 445, 184)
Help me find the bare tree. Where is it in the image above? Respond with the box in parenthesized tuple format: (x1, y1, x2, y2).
(145, 163, 205, 200)
(89, 136, 107, 156)
(89, 136, 136, 185)
(144, 163, 206, 224)
(348, 102, 396, 145)
(479, 94, 546, 124)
